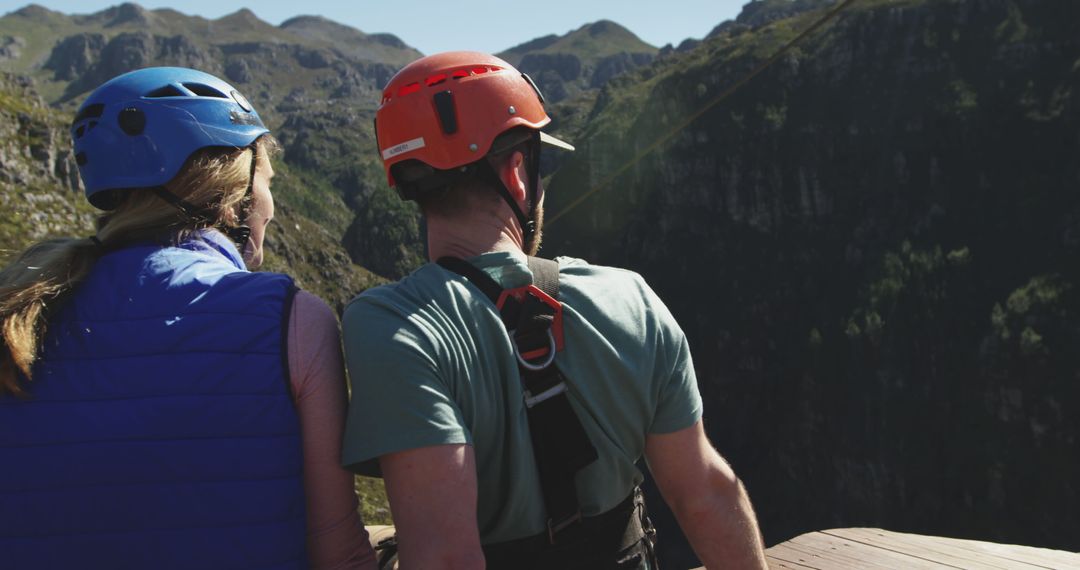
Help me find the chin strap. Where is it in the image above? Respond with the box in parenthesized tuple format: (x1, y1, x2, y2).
(476, 131, 542, 249)
(152, 144, 258, 250)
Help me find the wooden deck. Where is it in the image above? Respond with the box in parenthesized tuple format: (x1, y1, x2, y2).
(757, 528, 1080, 569)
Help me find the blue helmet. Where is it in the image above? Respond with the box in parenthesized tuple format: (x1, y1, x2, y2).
(71, 67, 269, 209)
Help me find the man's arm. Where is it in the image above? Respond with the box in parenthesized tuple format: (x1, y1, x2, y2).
(379, 444, 485, 570)
(645, 420, 768, 569)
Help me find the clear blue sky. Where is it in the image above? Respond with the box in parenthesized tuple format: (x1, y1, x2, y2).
(0, 0, 749, 54)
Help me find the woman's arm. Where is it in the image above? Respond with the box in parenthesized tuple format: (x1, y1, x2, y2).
(288, 291, 378, 570)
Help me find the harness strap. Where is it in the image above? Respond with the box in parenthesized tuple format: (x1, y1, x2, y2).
(483, 488, 654, 570)
(437, 255, 598, 541)
(527, 257, 560, 299)
(436, 256, 503, 302)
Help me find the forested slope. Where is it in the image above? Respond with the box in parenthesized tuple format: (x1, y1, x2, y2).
(542, 0, 1080, 564)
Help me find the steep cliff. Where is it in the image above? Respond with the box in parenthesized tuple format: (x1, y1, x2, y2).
(544, 0, 1080, 564)
(0, 72, 93, 253)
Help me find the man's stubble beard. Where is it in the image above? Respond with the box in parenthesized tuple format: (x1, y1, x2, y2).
(525, 205, 544, 256)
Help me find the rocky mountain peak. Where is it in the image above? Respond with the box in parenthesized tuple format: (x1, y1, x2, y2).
(583, 19, 624, 36)
(8, 4, 59, 21)
(281, 14, 348, 30)
(101, 2, 155, 28)
(279, 13, 419, 66)
(217, 8, 263, 26)
(365, 33, 408, 50)
(281, 14, 368, 40)
(497, 19, 656, 103)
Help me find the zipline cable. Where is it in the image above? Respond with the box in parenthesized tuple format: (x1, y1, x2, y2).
(546, 0, 861, 227)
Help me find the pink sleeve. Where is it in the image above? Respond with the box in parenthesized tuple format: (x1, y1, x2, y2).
(288, 291, 378, 570)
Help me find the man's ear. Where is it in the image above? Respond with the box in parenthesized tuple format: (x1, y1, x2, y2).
(497, 150, 528, 202)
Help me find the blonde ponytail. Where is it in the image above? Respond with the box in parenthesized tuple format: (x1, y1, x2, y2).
(0, 135, 279, 396)
(0, 238, 102, 395)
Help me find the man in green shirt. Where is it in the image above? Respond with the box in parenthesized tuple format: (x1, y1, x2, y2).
(342, 51, 767, 569)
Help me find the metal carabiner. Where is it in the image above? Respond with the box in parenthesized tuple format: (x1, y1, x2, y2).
(511, 328, 557, 372)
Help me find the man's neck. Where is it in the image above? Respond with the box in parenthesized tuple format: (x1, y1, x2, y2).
(426, 212, 525, 261)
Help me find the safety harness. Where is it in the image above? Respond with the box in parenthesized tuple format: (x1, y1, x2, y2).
(436, 255, 659, 569)
(438, 255, 597, 536)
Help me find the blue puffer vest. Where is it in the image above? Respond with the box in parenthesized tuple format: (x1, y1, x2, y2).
(0, 230, 308, 570)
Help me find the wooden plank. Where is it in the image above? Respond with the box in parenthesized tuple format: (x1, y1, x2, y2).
(699, 528, 1080, 570)
(696, 560, 823, 570)
(764, 543, 830, 569)
(823, 528, 1044, 570)
(689, 548, 826, 570)
(768, 542, 872, 569)
(766, 557, 825, 570)
(916, 533, 1080, 569)
(784, 531, 947, 569)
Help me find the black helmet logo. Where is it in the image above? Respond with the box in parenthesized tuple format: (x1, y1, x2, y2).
(231, 90, 253, 112)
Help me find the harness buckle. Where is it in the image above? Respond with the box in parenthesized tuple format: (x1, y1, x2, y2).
(547, 511, 583, 544)
(497, 285, 565, 352)
(524, 381, 568, 408)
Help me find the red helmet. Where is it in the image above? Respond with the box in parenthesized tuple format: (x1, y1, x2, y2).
(375, 51, 573, 191)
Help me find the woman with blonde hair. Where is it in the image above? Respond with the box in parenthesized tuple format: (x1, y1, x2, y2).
(0, 67, 376, 570)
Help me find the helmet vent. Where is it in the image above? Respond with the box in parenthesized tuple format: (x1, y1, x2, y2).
(183, 83, 229, 98)
(75, 152, 87, 166)
(145, 85, 185, 98)
(426, 73, 448, 87)
(72, 103, 104, 126)
(384, 67, 508, 104)
(74, 125, 85, 139)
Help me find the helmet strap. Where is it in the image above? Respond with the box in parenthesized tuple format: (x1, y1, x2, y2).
(150, 144, 258, 252)
(524, 131, 542, 248)
(228, 143, 259, 249)
(477, 131, 542, 249)
(478, 161, 532, 245)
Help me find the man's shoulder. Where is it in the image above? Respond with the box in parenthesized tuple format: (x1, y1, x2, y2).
(345, 262, 446, 312)
(554, 256, 653, 297)
(555, 255, 646, 279)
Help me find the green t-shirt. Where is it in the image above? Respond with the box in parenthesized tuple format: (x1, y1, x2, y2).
(341, 252, 701, 543)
